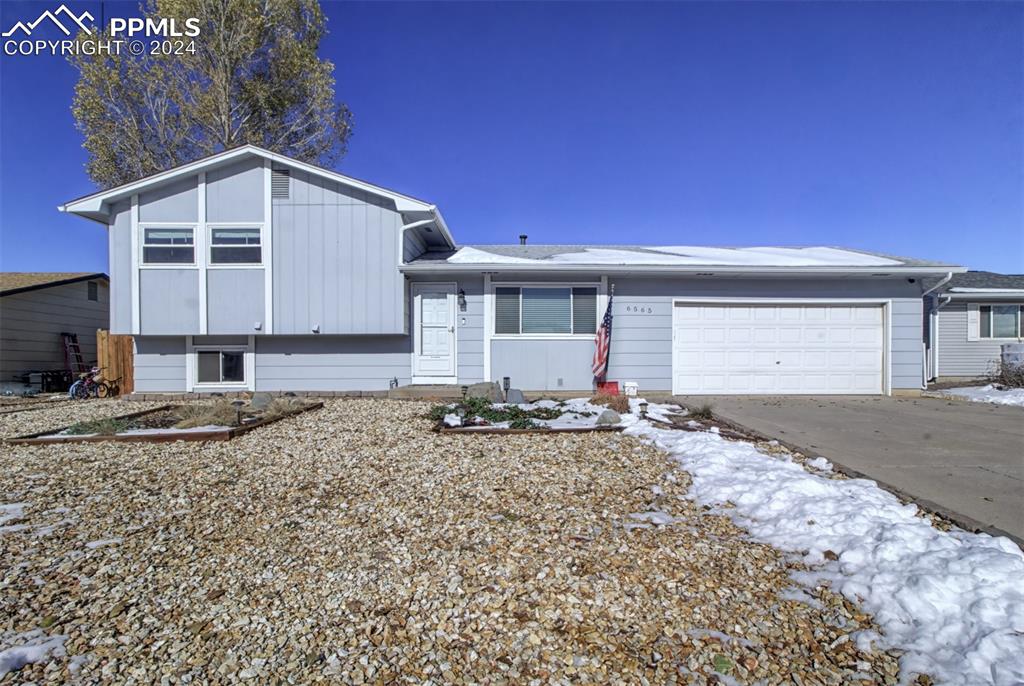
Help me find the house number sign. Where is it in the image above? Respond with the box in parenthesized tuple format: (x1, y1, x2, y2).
(623, 305, 654, 314)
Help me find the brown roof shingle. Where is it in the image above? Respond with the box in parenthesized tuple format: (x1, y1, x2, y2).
(0, 272, 108, 295)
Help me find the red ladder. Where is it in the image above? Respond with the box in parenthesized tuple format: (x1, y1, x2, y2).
(61, 332, 87, 374)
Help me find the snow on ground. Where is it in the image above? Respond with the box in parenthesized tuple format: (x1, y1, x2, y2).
(0, 630, 67, 677)
(622, 401, 1024, 686)
(937, 385, 1024, 408)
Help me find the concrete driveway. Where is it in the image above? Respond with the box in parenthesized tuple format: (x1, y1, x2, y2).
(682, 395, 1024, 544)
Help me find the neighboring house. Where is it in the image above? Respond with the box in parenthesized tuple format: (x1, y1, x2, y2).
(61, 145, 964, 396)
(0, 272, 110, 391)
(924, 271, 1024, 381)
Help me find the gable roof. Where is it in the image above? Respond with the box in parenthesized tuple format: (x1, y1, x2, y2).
(403, 244, 963, 275)
(59, 145, 455, 248)
(1, 272, 108, 297)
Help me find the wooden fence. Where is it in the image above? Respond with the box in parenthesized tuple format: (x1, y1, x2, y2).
(96, 330, 134, 396)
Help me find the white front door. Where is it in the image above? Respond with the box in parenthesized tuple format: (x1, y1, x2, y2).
(412, 283, 457, 382)
(672, 302, 885, 395)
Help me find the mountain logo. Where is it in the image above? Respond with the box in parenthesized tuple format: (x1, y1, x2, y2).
(2, 4, 94, 37)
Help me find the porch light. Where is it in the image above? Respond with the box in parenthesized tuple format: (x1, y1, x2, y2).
(638, 401, 649, 419)
(458, 289, 467, 310)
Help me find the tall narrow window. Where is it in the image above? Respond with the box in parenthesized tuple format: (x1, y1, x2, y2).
(87, 281, 98, 301)
(143, 228, 194, 264)
(210, 227, 261, 264)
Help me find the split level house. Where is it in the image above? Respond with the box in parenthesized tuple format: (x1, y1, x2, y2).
(61, 145, 966, 396)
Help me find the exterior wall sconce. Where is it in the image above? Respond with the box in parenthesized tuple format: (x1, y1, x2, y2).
(457, 289, 467, 311)
(638, 401, 649, 419)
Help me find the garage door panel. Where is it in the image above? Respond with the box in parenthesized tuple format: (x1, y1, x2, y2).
(672, 303, 884, 395)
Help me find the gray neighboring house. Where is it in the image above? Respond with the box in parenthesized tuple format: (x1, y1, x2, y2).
(0, 272, 110, 390)
(924, 271, 1024, 381)
(61, 145, 965, 396)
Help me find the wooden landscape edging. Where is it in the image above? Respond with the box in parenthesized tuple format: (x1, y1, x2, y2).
(5, 402, 323, 446)
(437, 424, 625, 435)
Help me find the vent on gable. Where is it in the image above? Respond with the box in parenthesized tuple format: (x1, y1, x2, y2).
(271, 168, 290, 198)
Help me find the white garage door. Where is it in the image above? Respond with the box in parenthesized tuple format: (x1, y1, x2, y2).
(672, 303, 885, 395)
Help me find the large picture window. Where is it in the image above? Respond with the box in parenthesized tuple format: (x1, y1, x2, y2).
(494, 286, 598, 335)
(210, 227, 262, 264)
(979, 305, 1023, 339)
(196, 350, 245, 384)
(142, 228, 194, 264)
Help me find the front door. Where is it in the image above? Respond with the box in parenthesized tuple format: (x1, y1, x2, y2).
(412, 283, 457, 382)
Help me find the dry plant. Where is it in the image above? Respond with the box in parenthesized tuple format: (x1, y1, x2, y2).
(173, 401, 244, 429)
(989, 359, 1024, 389)
(590, 393, 629, 414)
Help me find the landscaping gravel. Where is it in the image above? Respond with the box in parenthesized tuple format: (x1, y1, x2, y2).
(1, 398, 907, 684)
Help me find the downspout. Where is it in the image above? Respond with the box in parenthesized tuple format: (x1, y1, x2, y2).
(920, 272, 953, 387)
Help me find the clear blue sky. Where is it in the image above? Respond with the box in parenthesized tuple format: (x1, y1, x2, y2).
(1, 1, 1022, 273)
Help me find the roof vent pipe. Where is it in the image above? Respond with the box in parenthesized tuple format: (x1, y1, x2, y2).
(519, 234, 528, 245)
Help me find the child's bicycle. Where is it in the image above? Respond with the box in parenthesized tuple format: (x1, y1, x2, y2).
(68, 368, 121, 399)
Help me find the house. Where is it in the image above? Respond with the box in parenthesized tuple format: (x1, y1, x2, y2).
(0, 272, 110, 392)
(925, 271, 1024, 382)
(61, 145, 964, 396)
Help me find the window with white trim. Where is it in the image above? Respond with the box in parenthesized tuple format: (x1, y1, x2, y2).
(979, 305, 1023, 339)
(142, 227, 194, 264)
(494, 286, 598, 335)
(210, 227, 262, 264)
(196, 349, 245, 384)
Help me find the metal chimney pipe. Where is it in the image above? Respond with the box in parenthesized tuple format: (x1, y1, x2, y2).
(519, 234, 528, 245)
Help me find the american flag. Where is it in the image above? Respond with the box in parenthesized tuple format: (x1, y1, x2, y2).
(592, 291, 613, 379)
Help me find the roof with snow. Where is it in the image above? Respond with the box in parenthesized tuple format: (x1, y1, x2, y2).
(403, 244, 961, 274)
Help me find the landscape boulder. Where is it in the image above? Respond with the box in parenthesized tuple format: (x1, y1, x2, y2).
(505, 388, 526, 405)
(250, 392, 274, 410)
(466, 381, 504, 403)
(596, 409, 621, 426)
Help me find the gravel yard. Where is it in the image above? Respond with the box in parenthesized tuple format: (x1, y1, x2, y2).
(1, 398, 906, 684)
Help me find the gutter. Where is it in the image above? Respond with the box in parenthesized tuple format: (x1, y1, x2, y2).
(921, 272, 954, 387)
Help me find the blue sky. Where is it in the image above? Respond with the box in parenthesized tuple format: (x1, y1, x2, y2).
(1, 1, 1021, 273)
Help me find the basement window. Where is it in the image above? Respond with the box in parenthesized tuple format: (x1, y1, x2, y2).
(196, 350, 245, 384)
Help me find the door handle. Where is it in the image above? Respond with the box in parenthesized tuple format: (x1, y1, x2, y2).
(448, 326, 455, 333)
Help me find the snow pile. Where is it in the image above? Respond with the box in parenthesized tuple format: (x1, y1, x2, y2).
(0, 630, 67, 677)
(622, 402, 1024, 686)
(938, 385, 1024, 408)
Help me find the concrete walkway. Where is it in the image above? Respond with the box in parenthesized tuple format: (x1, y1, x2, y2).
(679, 395, 1024, 544)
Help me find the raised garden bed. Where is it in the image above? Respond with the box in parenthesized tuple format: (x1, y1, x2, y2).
(430, 397, 628, 434)
(5, 400, 323, 445)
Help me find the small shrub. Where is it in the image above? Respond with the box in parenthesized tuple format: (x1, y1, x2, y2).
(64, 417, 134, 435)
(989, 359, 1024, 389)
(689, 403, 715, 421)
(590, 393, 629, 414)
(508, 417, 536, 429)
